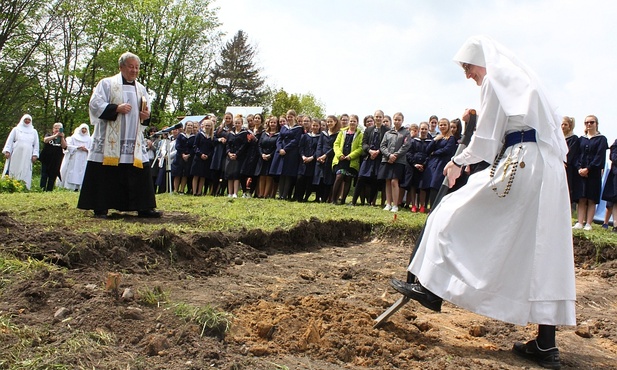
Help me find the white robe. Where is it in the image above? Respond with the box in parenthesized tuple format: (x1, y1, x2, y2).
(88, 73, 149, 165)
(58, 132, 92, 190)
(408, 80, 576, 326)
(2, 126, 39, 189)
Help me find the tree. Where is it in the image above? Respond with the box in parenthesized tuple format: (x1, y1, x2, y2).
(0, 0, 62, 129)
(271, 88, 325, 118)
(128, 0, 220, 124)
(298, 93, 325, 118)
(0, 0, 223, 138)
(210, 30, 267, 109)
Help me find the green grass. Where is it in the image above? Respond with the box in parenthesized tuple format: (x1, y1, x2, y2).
(0, 314, 116, 370)
(137, 285, 170, 307)
(0, 191, 426, 235)
(0, 255, 62, 289)
(173, 302, 233, 338)
(1, 191, 616, 264)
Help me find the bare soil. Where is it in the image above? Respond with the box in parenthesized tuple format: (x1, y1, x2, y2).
(1, 211, 616, 369)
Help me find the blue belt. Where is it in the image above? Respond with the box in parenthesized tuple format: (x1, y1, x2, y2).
(504, 129, 536, 148)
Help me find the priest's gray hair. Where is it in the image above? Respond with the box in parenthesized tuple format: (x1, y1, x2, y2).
(118, 52, 141, 67)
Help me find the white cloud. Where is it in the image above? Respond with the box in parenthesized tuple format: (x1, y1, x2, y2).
(217, 0, 617, 141)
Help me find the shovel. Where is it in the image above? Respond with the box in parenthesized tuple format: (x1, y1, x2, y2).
(374, 110, 477, 328)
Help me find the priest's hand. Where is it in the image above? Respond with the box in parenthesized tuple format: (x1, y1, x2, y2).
(139, 110, 150, 121)
(139, 104, 150, 121)
(117, 103, 132, 114)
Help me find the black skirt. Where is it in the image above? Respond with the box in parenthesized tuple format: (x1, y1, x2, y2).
(378, 162, 405, 180)
(77, 161, 157, 212)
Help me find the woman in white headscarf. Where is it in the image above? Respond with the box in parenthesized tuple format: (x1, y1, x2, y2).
(58, 123, 92, 190)
(2, 114, 40, 189)
(392, 36, 575, 369)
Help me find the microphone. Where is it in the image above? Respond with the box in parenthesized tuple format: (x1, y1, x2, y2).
(153, 122, 183, 135)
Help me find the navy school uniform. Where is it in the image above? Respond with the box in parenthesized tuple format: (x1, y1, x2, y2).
(171, 132, 192, 177)
(241, 130, 260, 177)
(422, 135, 457, 190)
(224, 129, 249, 180)
(358, 125, 388, 178)
(313, 130, 339, 186)
(404, 135, 432, 190)
(298, 132, 320, 177)
(190, 131, 216, 179)
(210, 125, 231, 174)
(565, 134, 579, 202)
(601, 139, 617, 202)
(269, 125, 303, 176)
(572, 134, 608, 203)
(255, 131, 279, 176)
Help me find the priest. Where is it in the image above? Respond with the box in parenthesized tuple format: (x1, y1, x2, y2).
(78, 52, 161, 219)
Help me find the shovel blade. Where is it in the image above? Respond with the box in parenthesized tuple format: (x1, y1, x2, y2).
(373, 296, 410, 328)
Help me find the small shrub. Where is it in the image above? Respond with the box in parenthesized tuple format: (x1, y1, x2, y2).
(0, 175, 27, 193)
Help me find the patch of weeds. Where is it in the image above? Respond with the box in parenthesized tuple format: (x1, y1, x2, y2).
(142, 255, 160, 274)
(88, 328, 116, 345)
(137, 286, 170, 307)
(173, 302, 232, 338)
(0, 255, 61, 285)
(1, 314, 118, 369)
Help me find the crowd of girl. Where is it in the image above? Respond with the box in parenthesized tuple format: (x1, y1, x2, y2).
(4, 111, 612, 225)
(154, 109, 467, 213)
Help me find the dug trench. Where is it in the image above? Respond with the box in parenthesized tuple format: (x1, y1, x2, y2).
(0, 211, 616, 369)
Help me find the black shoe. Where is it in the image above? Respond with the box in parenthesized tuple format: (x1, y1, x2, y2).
(93, 210, 108, 219)
(513, 340, 561, 369)
(390, 279, 442, 312)
(137, 209, 162, 218)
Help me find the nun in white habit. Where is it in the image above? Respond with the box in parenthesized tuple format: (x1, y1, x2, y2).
(392, 36, 575, 369)
(2, 114, 40, 189)
(58, 123, 92, 190)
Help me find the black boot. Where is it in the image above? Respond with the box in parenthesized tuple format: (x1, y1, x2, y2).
(390, 278, 442, 312)
(512, 339, 561, 369)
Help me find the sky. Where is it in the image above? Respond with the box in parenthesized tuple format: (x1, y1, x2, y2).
(216, 0, 617, 141)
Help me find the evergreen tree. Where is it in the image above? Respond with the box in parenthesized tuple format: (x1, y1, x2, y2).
(210, 30, 266, 109)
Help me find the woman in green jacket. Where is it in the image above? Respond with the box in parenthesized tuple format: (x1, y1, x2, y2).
(331, 114, 364, 204)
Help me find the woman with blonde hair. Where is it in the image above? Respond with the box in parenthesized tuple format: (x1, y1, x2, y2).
(225, 115, 249, 198)
(571, 115, 608, 230)
(270, 110, 303, 199)
(561, 116, 578, 205)
(256, 116, 279, 198)
(190, 118, 216, 196)
(422, 118, 457, 210)
(313, 115, 341, 202)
